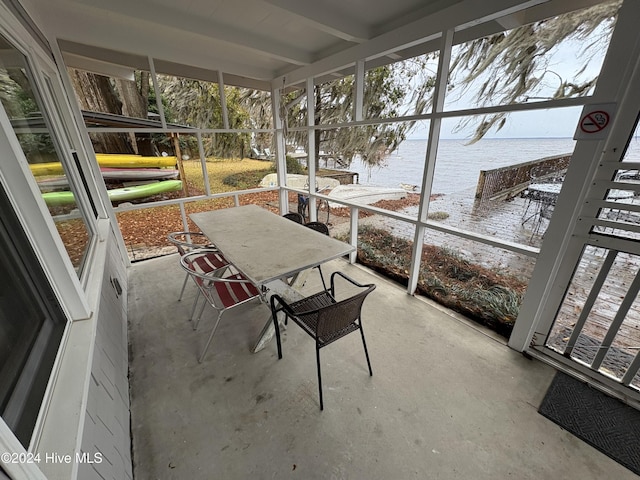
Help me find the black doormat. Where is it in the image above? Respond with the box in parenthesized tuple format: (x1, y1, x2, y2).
(539, 372, 640, 476)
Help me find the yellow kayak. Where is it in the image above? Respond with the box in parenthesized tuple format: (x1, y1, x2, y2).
(29, 154, 177, 176)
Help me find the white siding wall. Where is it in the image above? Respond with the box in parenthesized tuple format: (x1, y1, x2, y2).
(77, 230, 132, 480)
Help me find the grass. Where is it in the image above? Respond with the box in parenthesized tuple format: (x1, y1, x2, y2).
(180, 157, 271, 195)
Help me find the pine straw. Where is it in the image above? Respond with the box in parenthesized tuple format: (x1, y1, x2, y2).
(354, 225, 527, 337)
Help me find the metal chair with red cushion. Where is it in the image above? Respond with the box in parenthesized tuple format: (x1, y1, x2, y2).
(168, 230, 228, 301)
(180, 249, 262, 363)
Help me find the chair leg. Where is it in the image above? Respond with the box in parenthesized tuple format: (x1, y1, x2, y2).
(316, 345, 323, 410)
(316, 265, 328, 291)
(178, 272, 190, 301)
(272, 311, 283, 359)
(359, 322, 373, 376)
(192, 296, 208, 331)
(198, 311, 223, 363)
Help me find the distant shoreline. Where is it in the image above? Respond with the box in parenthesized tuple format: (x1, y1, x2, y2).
(408, 136, 575, 141)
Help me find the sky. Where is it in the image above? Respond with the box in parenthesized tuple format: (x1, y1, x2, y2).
(406, 24, 611, 141)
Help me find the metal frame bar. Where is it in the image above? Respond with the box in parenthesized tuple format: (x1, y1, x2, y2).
(563, 249, 617, 357)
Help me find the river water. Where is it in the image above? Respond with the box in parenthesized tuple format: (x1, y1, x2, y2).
(342, 137, 640, 194)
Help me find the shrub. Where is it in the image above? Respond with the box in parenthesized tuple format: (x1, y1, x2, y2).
(427, 211, 449, 221)
(222, 155, 307, 188)
(223, 168, 273, 189)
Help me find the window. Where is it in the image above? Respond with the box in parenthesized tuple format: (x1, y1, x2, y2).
(0, 182, 66, 447)
(0, 34, 93, 275)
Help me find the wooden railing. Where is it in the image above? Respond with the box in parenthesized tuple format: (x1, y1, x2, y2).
(475, 153, 572, 201)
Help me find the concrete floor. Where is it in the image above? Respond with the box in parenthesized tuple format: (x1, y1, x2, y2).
(127, 254, 638, 480)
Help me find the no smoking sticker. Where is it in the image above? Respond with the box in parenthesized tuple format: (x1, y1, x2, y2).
(580, 110, 609, 133)
(574, 103, 616, 140)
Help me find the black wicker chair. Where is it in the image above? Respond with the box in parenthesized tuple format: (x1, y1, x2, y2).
(270, 271, 376, 410)
(304, 221, 329, 235)
(304, 221, 330, 290)
(283, 212, 305, 224)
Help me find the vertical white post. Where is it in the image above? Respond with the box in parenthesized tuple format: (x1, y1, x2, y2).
(407, 29, 453, 295)
(354, 59, 365, 122)
(271, 84, 288, 213)
(307, 76, 317, 221)
(196, 132, 211, 196)
(217, 71, 229, 130)
(148, 56, 166, 128)
(349, 207, 359, 263)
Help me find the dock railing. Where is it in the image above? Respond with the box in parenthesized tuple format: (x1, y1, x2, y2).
(475, 153, 572, 201)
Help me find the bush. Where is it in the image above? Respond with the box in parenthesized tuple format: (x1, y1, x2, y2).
(286, 155, 306, 174)
(222, 155, 307, 188)
(223, 168, 272, 189)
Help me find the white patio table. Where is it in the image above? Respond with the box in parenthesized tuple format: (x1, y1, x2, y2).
(190, 204, 355, 352)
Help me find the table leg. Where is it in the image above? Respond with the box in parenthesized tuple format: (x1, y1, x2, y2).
(251, 278, 306, 353)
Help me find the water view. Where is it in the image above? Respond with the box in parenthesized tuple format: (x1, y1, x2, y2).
(347, 136, 640, 194)
(329, 136, 640, 280)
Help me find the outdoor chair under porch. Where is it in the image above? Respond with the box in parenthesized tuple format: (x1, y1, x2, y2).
(180, 249, 262, 363)
(168, 231, 227, 302)
(283, 212, 304, 224)
(304, 221, 330, 291)
(269, 271, 376, 410)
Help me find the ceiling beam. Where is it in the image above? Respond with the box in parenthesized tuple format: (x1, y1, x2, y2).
(263, 0, 370, 42)
(64, 0, 312, 65)
(58, 39, 275, 85)
(273, 0, 546, 87)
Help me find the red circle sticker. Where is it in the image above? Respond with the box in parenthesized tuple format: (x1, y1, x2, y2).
(580, 110, 610, 133)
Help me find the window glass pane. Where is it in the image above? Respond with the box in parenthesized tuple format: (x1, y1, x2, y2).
(0, 35, 92, 274)
(225, 84, 272, 130)
(203, 133, 272, 195)
(0, 183, 66, 447)
(69, 66, 160, 156)
(282, 84, 307, 132)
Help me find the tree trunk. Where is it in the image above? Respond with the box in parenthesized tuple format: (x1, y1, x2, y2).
(115, 74, 155, 155)
(69, 69, 133, 154)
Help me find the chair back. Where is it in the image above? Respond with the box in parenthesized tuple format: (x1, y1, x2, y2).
(304, 221, 329, 236)
(283, 212, 304, 224)
(304, 284, 375, 339)
(168, 231, 213, 256)
(180, 249, 260, 308)
(180, 248, 226, 287)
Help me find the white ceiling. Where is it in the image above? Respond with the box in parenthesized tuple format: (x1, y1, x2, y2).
(21, 0, 608, 90)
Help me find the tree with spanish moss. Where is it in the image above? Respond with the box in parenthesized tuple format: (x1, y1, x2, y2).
(448, 0, 620, 142)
